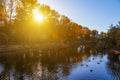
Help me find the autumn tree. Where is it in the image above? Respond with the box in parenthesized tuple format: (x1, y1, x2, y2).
(0, 0, 97, 45)
(91, 30, 98, 41)
(0, 0, 7, 26)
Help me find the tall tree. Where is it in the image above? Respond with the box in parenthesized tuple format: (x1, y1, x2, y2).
(0, 0, 7, 26)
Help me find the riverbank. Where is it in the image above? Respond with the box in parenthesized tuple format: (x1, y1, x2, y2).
(0, 42, 70, 53)
(0, 42, 97, 53)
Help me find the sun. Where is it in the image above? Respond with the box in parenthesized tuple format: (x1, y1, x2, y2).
(34, 13, 43, 22)
(33, 8, 43, 22)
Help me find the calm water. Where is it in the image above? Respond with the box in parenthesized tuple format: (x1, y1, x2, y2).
(0, 46, 120, 80)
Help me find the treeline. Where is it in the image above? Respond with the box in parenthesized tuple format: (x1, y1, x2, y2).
(107, 22, 120, 49)
(0, 0, 99, 45)
(0, 0, 119, 50)
(97, 22, 120, 49)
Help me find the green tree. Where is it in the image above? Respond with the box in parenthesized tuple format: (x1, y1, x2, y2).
(107, 22, 120, 48)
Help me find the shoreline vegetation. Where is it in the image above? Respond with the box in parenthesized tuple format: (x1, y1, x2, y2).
(0, 42, 94, 52)
(0, 0, 120, 53)
(0, 41, 115, 54)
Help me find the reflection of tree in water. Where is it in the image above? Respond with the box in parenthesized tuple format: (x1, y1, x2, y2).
(0, 46, 98, 80)
(107, 54, 120, 80)
(0, 50, 41, 80)
(40, 46, 98, 79)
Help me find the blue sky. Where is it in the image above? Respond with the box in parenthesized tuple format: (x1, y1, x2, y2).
(39, 0, 120, 32)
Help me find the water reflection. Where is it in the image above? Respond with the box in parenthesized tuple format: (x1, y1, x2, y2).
(107, 53, 120, 80)
(0, 46, 120, 80)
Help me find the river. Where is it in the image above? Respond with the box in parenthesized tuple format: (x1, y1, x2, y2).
(0, 45, 120, 80)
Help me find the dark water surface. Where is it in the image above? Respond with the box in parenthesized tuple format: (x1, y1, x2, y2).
(0, 46, 120, 80)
